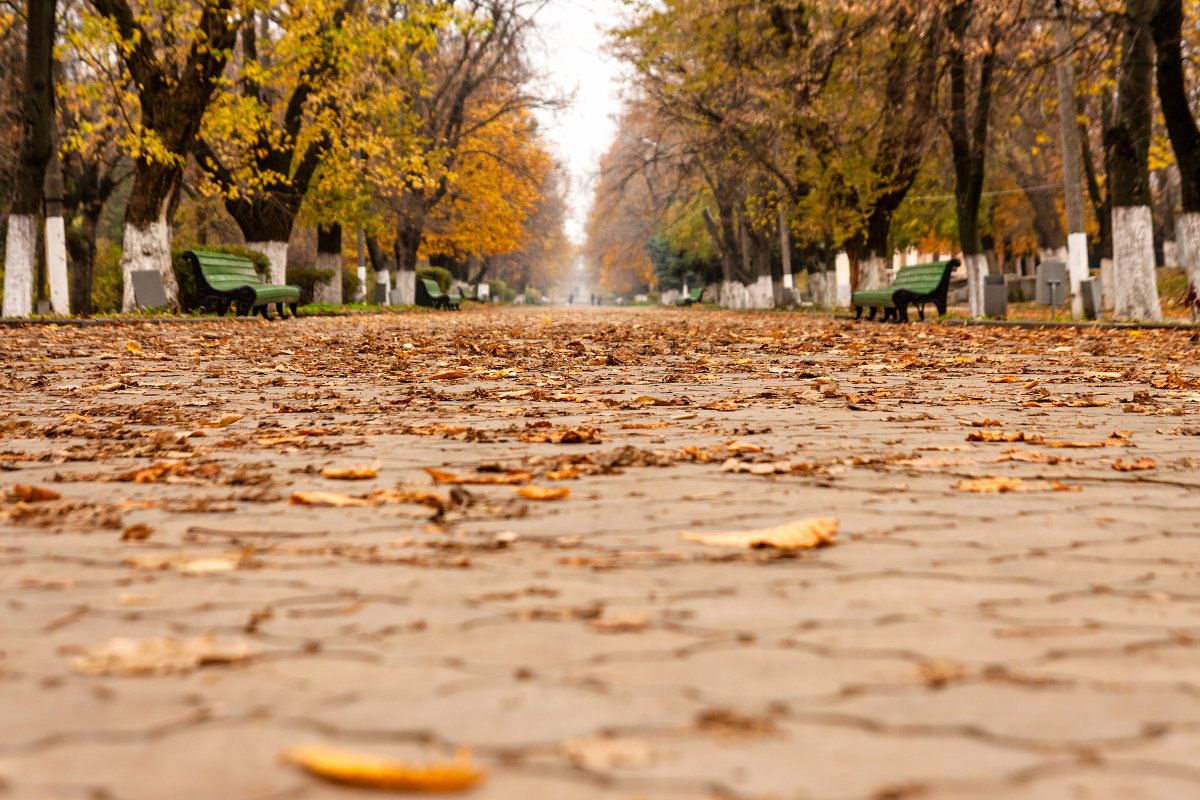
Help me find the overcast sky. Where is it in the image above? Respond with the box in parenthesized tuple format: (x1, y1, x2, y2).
(529, 0, 629, 245)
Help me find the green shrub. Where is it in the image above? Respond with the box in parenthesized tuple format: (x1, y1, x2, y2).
(342, 268, 361, 303)
(92, 243, 124, 313)
(488, 279, 507, 303)
(286, 264, 335, 305)
(524, 287, 541, 305)
(417, 265, 453, 292)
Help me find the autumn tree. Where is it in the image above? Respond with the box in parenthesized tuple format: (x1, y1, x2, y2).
(369, 0, 552, 303)
(1104, 0, 1162, 320)
(2, 0, 55, 318)
(1152, 0, 1200, 302)
(84, 0, 238, 310)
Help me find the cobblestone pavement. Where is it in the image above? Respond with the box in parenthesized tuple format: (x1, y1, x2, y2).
(1, 306, 1199, 800)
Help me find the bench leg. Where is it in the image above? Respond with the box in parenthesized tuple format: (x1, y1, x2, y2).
(866, 307, 877, 321)
(235, 301, 250, 317)
(259, 305, 273, 321)
(215, 299, 229, 317)
(894, 303, 910, 323)
(854, 305, 863, 319)
(934, 300, 947, 316)
(276, 302, 289, 319)
(289, 302, 298, 317)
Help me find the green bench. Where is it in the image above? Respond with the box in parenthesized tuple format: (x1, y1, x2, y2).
(185, 248, 302, 319)
(417, 277, 459, 310)
(675, 286, 704, 306)
(852, 258, 959, 322)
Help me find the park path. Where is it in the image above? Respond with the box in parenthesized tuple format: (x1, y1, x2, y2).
(1, 306, 1199, 800)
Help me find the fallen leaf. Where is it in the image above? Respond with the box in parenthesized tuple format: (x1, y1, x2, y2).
(126, 551, 248, 574)
(199, 413, 245, 428)
(589, 612, 648, 633)
(321, 463, 380, 480)
(725, 439, 763, 453)
(10, 485, 61, 502)
(560, 736, 653, 771)
(125, 341, 142, 355)
(120, 523, 153, 541)
(967, 431, 1044, 443)
(428, 369, 467, 381)
(1112, 457, 1156, 471)
(290, 491, 373, 507)
(545, 467, 580, 480)
(70, 634, 256, 675)
(952, 477, 1026, 493)
(424, 467, 532, 485)
(679, 517, 837, 550)
(515, 485, 570, 500)
(280, 744, 485, 792)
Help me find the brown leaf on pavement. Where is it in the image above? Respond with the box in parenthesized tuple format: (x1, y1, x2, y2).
(967, 431, 1044, 443)
(515, 485, 570, 500)
(10, 484, 61, 502)
(952, 477, 1026, 493)
(1112, 457, 1156, 471)
(680, 517, 837, 550)
(589, 612, 649, 633)
(290, 490, 374, 507)
(321, 463, 380, 480)
(424, 467, 532, 484)
(519, 426, 601, 443)
(280, 744, 486, 792)
(70, 634, 257, 675)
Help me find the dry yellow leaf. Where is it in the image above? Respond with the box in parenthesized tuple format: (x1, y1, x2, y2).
(125, 341, 142, 355)
(424, 467, 532, 485)
(725, 439, 763, 453)
(545, 467, 580, 480)
(515, 485, 570, 500)
(280, 744, 486, 792)
(200, 413, 245, 428)
(71, 634, 256, 675)
(953, 477, 1026, 493)
(321, 463, 380, 480)
(679, 517, 837, 550)
(1112, 457, 1156, 471)
(428, 369, 466, 381)
(290, 491, 373, 507)
(11, 484, 61, 502)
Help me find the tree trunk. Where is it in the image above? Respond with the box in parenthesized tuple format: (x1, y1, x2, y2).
(3, 0, 56, 317)
(1152, 0, 1200, 298)
(245, 240, 289, 287)
(947, 2, 994, 317)
(66, 212, 98, 316)
(1106, 0, 1161, 320)
(393, 221, 422, 306)
(1055, 16, 1089, 316)
(313, 223, 343, 305)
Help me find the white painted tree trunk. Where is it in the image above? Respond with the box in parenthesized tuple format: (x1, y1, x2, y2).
(120, 217, 177, 312)
(374, 269, 390, 304)
(1100, 258, 1115, 311)
(748, 274, 773, 308)
(1067, 231, 1089, 318)
(859, 255, 888, 291)
(964, 253, 988, 317)
(3, 214, 36, 317)
(1178, 212, 1200, 308)
(1039, 246, 1068, 266)
(1112, 205, 1162, 321)
(45, 214, 69, 314)
(312, 252, 342, 305)
(394, 269, 415, 305)
(246, 240, 288, 286)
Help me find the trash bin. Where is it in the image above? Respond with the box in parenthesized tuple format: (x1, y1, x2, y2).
(983, 274, 1007, 318)
(1035, 261, 1067, 306)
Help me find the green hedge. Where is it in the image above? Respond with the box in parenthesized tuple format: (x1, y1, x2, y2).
(417, 265, 453, 292)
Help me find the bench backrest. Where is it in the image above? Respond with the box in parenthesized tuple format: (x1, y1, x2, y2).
(421, 278, 445, 296)
(890, 261, 954, 293)
(189, 249, 262, 290)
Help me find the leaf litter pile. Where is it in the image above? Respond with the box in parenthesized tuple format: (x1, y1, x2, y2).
(1, 307, 1199, 797)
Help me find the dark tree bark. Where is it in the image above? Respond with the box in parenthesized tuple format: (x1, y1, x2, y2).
(1152, 0, 1199, 210)
(1105, 1, 1155, 209)
(11, 0, 54, 218)
(947, 1, 993, 259)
